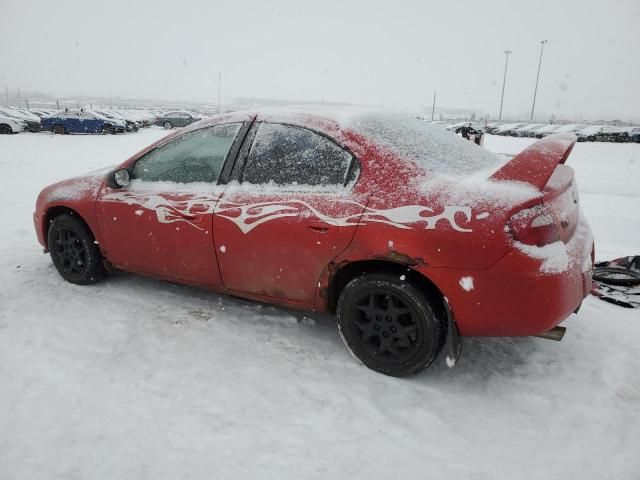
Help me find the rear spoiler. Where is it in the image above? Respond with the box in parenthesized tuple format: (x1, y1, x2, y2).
(490, 133, 577, 189)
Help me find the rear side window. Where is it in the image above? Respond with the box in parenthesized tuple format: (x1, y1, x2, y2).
(242, 123, 353, 187)
(133, 123, 241, 184)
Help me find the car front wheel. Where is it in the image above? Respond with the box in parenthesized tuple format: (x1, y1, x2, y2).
(47, 214, 106, 285)
(163, 121, 173, 129)
(337, 273, 445, 377)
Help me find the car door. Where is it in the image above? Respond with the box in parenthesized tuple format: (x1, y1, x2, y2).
(212, 122, 366, 304)
(176, 112, 191, 127)
(96, 122, 246, 286)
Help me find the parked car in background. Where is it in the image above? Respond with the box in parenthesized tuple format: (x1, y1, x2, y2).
(155, 111, 202, 129)
(29, 109, 57, 119)
(574, 125, 625, 142)
(493, 123, 526, 136)
(593, 126, 629, 143)
(96, 110, 139, 132)
(42, 109, 126, 134)
(551, 124, 588, 136)
(0, 111, 26, 134)
(0, 107, 41, 132)
(484, 122, 502, 134)
(533, 124, 562, 138)
(122, 110, 152, 128)
(511, 123, 545, 137)
(626, 127, 640, 143)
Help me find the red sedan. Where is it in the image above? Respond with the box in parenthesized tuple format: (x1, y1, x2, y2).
(33, 111, 594, 376)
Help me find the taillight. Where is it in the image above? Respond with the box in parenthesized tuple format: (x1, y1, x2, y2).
(508, 204, 560, 246)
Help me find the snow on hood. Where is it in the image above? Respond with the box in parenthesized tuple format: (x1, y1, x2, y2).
(42, 166, 113, 202)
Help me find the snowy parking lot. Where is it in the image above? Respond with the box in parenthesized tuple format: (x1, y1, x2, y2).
(1, 129, 639, 479)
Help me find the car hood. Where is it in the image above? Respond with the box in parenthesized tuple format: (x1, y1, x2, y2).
(39, 166, 113, 203)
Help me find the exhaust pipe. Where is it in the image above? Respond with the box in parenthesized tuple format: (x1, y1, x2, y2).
(535, 326, 566, 341)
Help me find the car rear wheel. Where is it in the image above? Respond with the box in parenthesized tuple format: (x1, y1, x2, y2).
(101, 125, 114, 135)
(53, 124, 66, 134)
(337, 273, 445, 377)
(47, 214, 106, 285)
(163, 121, 173, 129)
(0, 124, 13, 134)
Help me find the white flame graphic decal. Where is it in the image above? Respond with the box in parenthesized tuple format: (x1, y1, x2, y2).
(102, 192, 478, 233)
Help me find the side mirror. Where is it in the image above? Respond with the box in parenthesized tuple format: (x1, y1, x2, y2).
(107, 168, 130, 189)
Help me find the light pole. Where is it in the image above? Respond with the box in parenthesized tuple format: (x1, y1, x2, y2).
(217, 71, 221, 114)
(530, 40, 548, 121)
(499, 49, 512, 120)
(431, 91, 437, 121)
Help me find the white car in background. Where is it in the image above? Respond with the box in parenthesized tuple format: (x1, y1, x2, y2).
(0, 107, 41, 132)
(0, 111, 26, 134)
(511, 123, 545, 137)
(533, 124, 562, 138)
(576, 125, 605, 142)
(493, 122, 526, 135)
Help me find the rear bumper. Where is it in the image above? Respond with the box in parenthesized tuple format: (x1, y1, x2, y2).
(424, 215, 593, 337)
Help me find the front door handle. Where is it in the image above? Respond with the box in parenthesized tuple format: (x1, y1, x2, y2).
(307, 222, 330, 233)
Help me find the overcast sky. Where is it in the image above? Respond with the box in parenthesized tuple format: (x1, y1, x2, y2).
(1, 0, 639, 120)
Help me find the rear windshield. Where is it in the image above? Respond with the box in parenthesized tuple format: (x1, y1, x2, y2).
(347, 113, 504, 176)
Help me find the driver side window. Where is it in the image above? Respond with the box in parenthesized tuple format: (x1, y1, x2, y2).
(132, 123, 241, 184)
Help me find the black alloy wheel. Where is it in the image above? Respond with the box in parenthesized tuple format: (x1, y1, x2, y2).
(337, 273, 445, 377)
(0, 124, 13, 134)
(48, 214, 106, 285)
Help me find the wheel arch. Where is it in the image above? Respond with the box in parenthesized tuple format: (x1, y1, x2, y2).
(327, 259, 447, 321)
(43, 206, 95, 249)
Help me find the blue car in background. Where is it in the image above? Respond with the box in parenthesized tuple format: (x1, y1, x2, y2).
(42, 109, 126, 134)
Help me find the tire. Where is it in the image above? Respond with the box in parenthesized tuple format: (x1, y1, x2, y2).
(337, 273, 445, 377)
(53, 124, 66, 135)
(163, 121, 173, 129)
(0, 123, 13, 134)
(592, 267, 640, 287)
(101, 124, 114, 135)
(47, 214, 106, 285)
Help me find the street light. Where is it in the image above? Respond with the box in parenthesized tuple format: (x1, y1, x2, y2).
(499, 49, 512, 120)
(530, 40, 548, 121)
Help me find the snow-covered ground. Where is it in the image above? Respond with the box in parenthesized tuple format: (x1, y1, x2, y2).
(1, 130, 638, 479)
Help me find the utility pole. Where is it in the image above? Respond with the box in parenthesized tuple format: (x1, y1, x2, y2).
(431, 91, 437, 121)
(499, 49, 512, 120)
(217, 71, 221, 114)
(4, 85, 8, 105)
(109, 89, 112, 109)
(530, 40, 548, 121)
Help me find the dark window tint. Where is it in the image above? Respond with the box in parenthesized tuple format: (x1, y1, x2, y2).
(242, 123, 353, 186)
(132, 123, 241, 184)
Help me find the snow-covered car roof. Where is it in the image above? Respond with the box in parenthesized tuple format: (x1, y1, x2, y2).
(513, 123, 545, 132)
(577, 125, 604, 135)
(251, 108, 504, 177)
(494, 123, 526, 131)
(553, 124, 586, 133)
(535, 124, 562, 134)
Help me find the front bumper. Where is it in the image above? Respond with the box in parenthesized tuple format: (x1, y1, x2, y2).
(23, 121, 42, 132)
